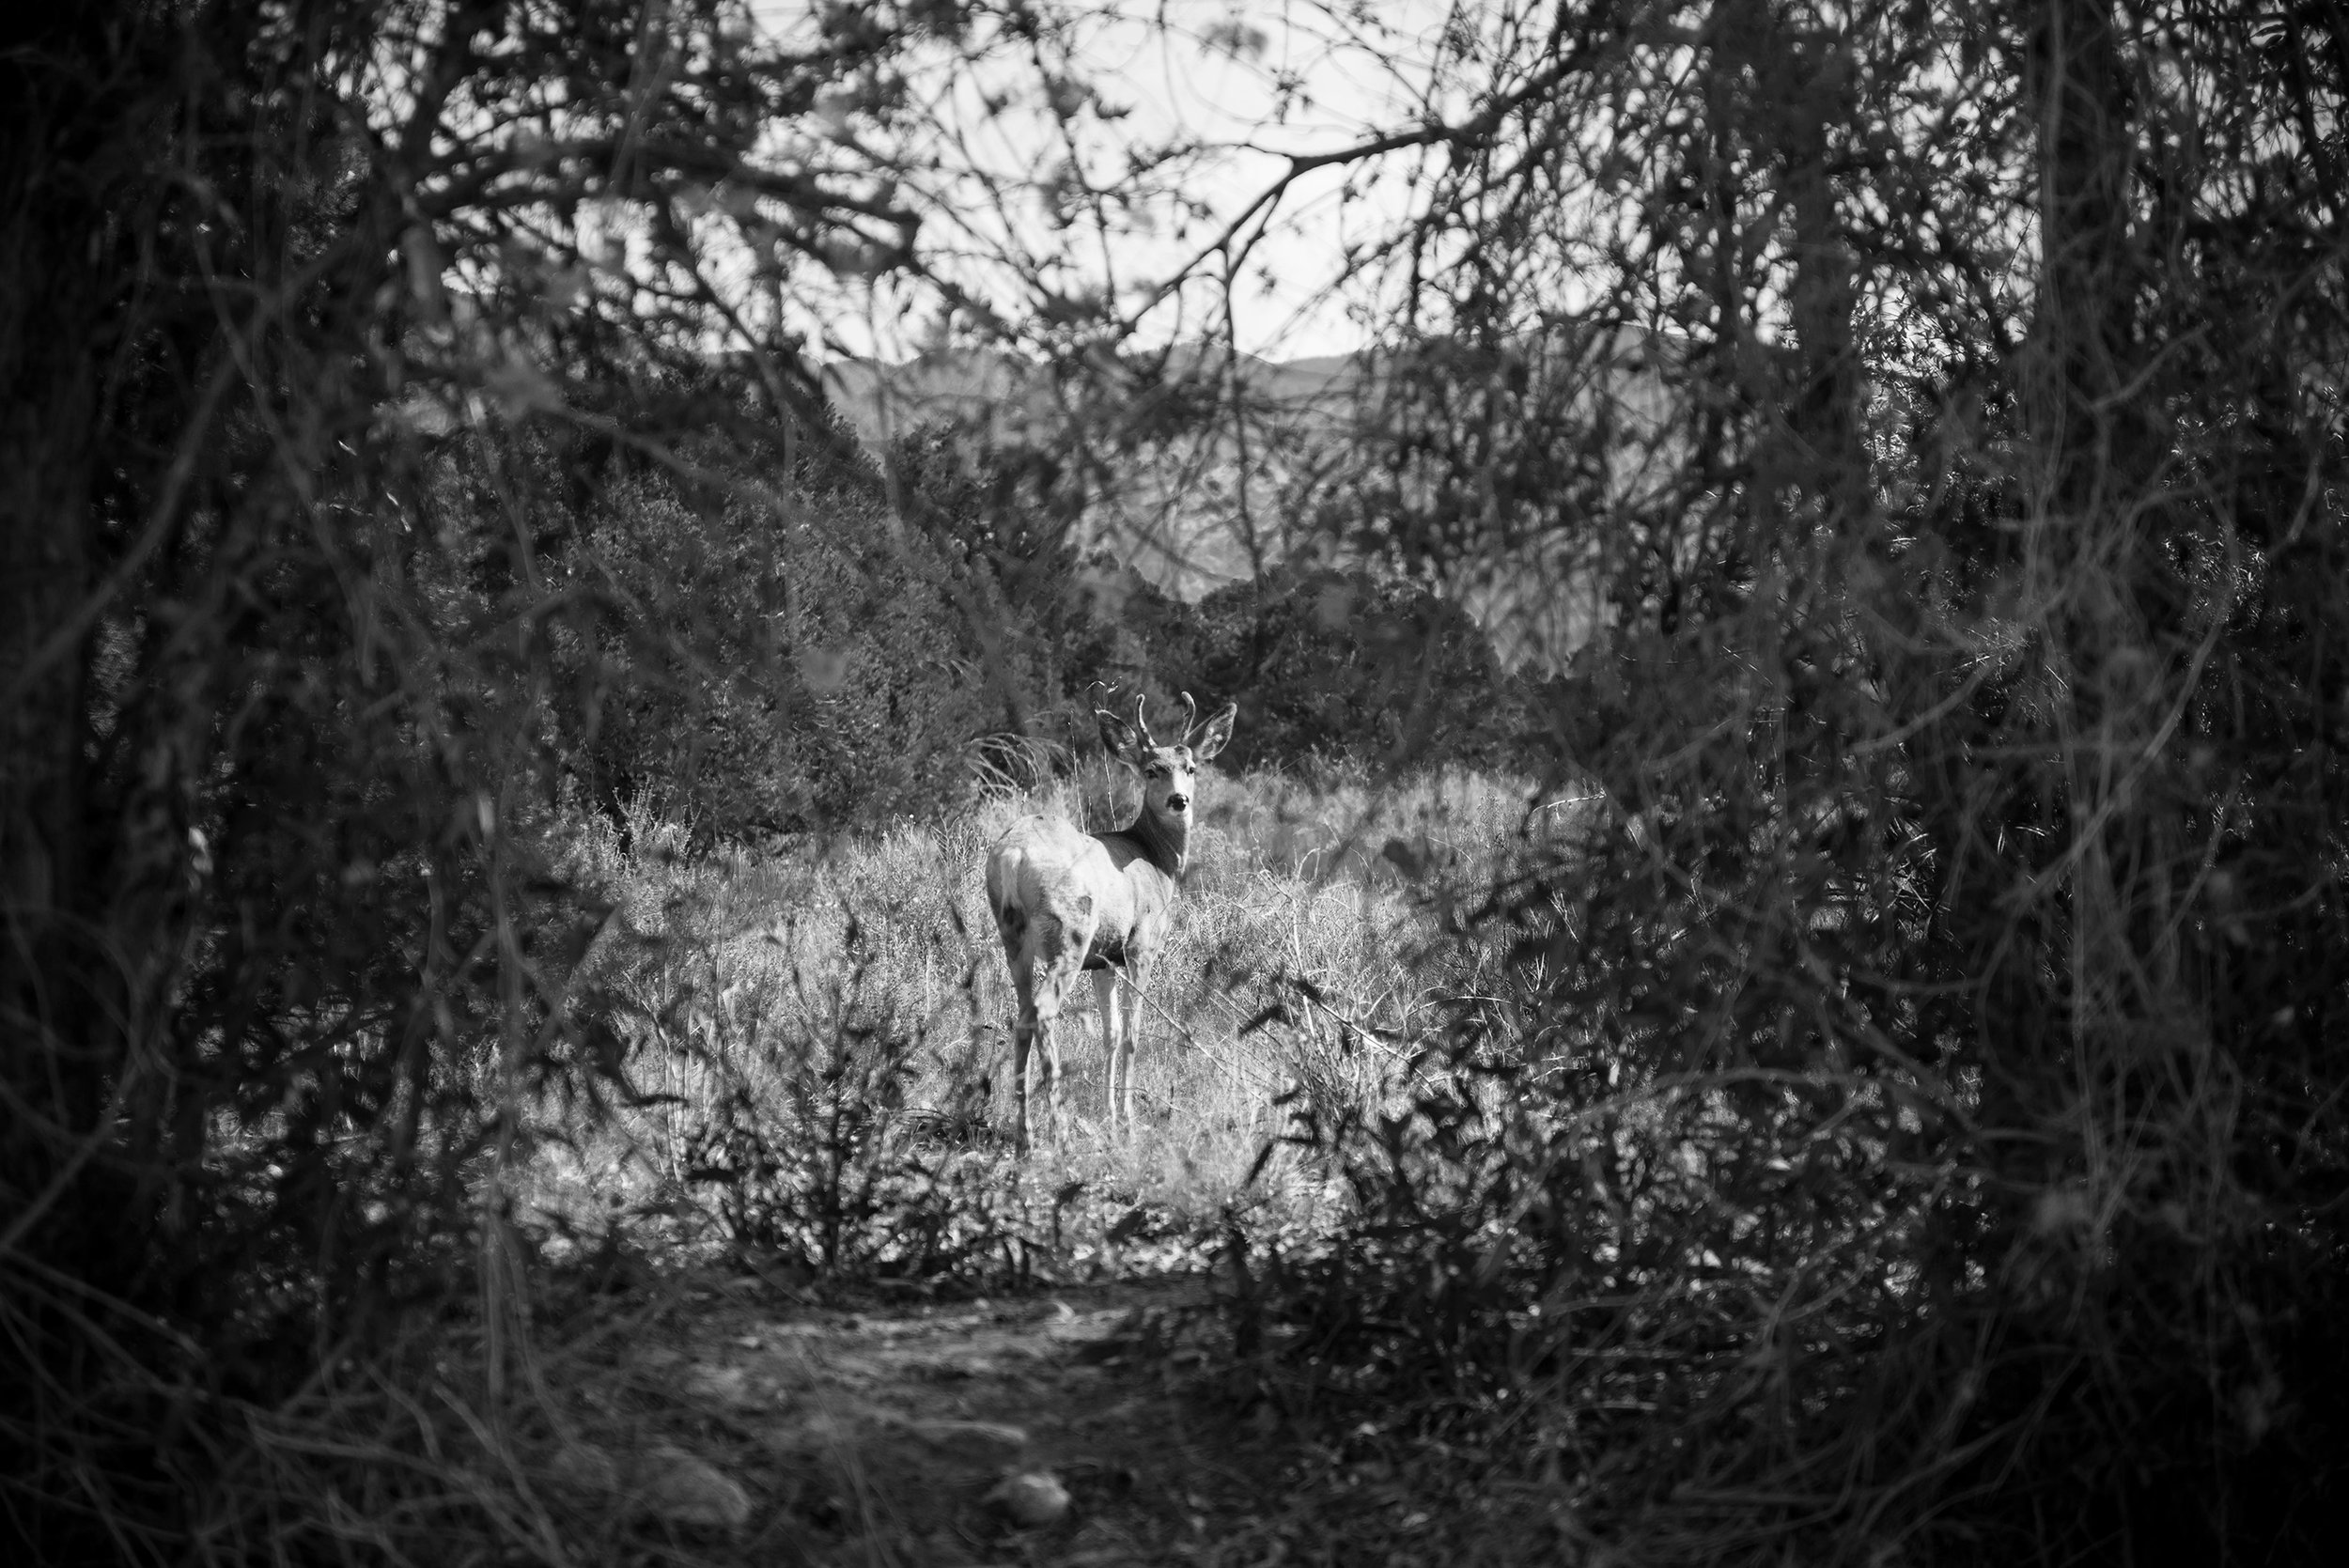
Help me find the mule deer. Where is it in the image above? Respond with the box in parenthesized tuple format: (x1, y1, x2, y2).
(984, 689, 1237, 1150)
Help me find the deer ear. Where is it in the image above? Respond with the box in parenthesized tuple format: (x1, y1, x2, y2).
(1190, 701, 1237, 761)
(1096, 707, 1141, 764)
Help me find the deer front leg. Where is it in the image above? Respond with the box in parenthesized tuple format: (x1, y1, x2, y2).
(1094, 968, 1124, 1135)
(1116, 961, 1143, 1134)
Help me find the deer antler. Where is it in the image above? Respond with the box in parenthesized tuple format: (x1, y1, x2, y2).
(1131, 693, 1156, 750)
(1177, 691, 1199, 741)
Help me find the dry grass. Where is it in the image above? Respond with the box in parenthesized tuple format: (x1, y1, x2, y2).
(516, 761, 1560, 1274)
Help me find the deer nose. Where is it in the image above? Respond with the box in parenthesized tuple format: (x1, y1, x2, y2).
(1165, 793, 1190, 813)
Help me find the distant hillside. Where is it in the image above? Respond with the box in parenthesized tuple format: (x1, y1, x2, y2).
(818, 334, 1673, 666)
(820, 343, 1369, 600)
(818, 343, 1364, 451)
(819, 349, 1047, 448)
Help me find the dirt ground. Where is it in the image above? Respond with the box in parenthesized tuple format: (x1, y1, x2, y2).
(550, 1269, 1310, 1567)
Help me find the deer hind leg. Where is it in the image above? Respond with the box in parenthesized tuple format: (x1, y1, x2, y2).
(1035, 1002, 1066, 1131)
(1003, 943, 1068, 1154)
(1006, 953, 1041, 1154)
(1010, 979, 1069, 1153)
(1043, 906, 1095, 1141)
(1028, 908, 1096, 1147)
(1034, 971, 1083, 1138)
(1000, 898, 1095, 1154)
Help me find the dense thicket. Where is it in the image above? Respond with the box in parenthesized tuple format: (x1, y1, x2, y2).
(1139, 565, 1537, 773)
(12, 0, 2342, 1560)
(534, 407, 1537, 839)
(886, 422, 1556, 782)
(0, 3, 1003, 1556)
(1245, 1, 2349, 1561)
(498, 403, 1034, 839)
(0, 4, 1540, 1553)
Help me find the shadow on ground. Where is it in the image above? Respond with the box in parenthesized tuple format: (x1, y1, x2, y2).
(542, 1270, 1299, 1566)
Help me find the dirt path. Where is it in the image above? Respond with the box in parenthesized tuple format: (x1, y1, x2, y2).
(562, 1271, 1289, 1566)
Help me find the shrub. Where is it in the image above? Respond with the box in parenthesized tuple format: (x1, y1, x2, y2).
(654, 939, 1015, 1285)
(532, 406, 1023, 841)
(1230, 4, 2349, 1563)
(1098, 564, 1538, 772)
(0, 4, 1027, 1558)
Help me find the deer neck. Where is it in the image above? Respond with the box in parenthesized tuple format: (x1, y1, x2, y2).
(1121, 806, 1188, 880)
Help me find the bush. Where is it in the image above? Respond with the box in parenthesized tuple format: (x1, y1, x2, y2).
(524, 404, 1029, 841)
(1228, 4, 2349, 1563)
(655, 938, 1015, 1285)
(0, 5, 1019, 1558)
(1095, 564, 1540, 772)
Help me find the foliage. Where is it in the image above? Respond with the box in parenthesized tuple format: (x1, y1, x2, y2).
(883, 420, 1125, 733)
(14, 0, 2346, 1561)
(1181, 567, 1533, 772)
(661, 933, 1017, 1284)
(503, 401, 1030, 841)
(0, 2, 1033, 1559)
(1228, 1, 2349, 1563)
(998, 555, 1542, 773)
(535, 759, 1533, 1275)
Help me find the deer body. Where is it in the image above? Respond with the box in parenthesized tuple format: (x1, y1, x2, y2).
(985, 692, 1236, 1149)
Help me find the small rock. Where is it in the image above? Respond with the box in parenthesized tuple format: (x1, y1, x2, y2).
(984, 1470, 1071, 1529)
(547, 1442, 753, 1530)
(685, 1362, 757, 1407)
(1055, 1546, 1136, 1568)
(904, 1418, 1029, 1465)
(763, 1409, 861, 1456)
(547, 1441, 620, 1493)
(638, 1444, 753, 1530)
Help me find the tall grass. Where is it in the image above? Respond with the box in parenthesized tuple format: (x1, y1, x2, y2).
(522, 762, 1559, 1282)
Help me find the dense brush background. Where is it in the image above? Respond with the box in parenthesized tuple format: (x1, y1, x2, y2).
(4, 1, 2344, 1564)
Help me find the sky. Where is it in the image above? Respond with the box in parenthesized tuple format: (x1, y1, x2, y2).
(748, 1, 1455, 364)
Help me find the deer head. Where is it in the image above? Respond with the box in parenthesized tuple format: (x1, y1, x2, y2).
(1094, 689, 1237, 829)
